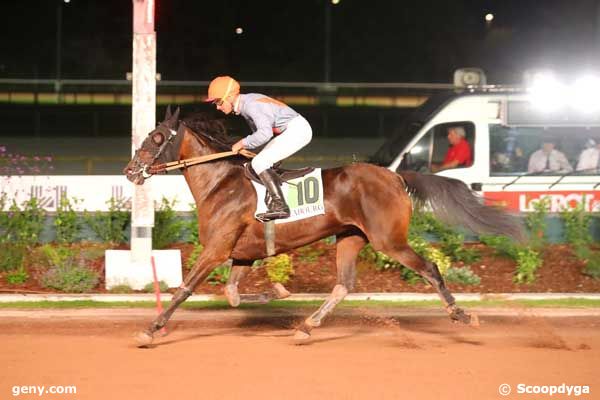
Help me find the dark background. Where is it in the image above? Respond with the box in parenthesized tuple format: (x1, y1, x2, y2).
(2, 0, 600, 150)
(2, 0, 600, 83)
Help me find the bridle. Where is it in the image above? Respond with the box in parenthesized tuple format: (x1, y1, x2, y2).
(132, 120, 255, 177)
(130, 122, 180, 179)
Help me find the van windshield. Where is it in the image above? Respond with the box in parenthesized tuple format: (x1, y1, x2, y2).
(369, 91, 457, 165)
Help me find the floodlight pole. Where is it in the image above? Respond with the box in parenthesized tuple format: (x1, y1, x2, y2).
(131, 0, 156, 262)
(324, 1, 331, 83)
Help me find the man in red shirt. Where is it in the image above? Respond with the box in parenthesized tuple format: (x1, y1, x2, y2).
(432, 126, 472, 172)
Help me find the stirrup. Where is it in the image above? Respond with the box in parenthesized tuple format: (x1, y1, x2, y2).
(256, 209, 290, 222)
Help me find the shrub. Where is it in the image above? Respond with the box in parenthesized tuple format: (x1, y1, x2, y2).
(295, 244, 326, 262)
(6, 266, 29, 285)
(108, 284, 134, 294)
(513, 247, 542, 284)
(0, 243, 27, 272)
(0, 193, 7, 239)
(153, 197, 185, 249)
(205, 264, 232, 286)
(409, 236, 452, 276)
(186, 243, 204, 270)
(560, 201, 592, 247)
(409, 211, 479, 264)
(321, 236, 336, 245)
(39, 245, 99, 293)
(54, 197, 82, 243)
(574, 246, 600, 279)
(264, 254, 294, 284)
(400, 267, 425, 285)
(525, 197, 550, 249)
(480, 234, 542, 284)
(444, 266, 481, 286)
(3, 197, 46, 245)
(479, 234, 517, 258)
(143, 280, 169, 293)
(359, 244, 401, 270)
(439, 232, 481, 264)
(186, 203, 199, 244)
(84, 198, 130, 244)
(583, 256, 600, 279)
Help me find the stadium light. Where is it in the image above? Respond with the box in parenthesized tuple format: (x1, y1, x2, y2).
(569, 75, 600, 113)
(527, 72, 568, 112)
(526, 71, 600, 113)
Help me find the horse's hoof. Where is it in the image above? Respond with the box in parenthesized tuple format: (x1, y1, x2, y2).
(470, 312, 480, 328)
(224, 284, 240, 308)
(293, 329, 311, 342)
(134, 330, 154, 347)
(448, 306, 472, 325)
(272, 282, 291, 299)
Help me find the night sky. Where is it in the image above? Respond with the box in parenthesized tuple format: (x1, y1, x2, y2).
(2, 0, 600, 84)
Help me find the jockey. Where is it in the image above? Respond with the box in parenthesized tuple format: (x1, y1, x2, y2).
(206, 76, 313, 221)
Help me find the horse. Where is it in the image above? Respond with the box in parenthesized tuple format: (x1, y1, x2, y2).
(124, 107, 524, 346)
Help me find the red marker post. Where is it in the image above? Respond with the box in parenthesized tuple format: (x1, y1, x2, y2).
(151, 256, 167, 336)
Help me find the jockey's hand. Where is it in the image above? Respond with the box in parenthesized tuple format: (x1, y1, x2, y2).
(232, 139, 245, 154)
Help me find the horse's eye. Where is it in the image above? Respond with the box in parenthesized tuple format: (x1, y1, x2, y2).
(152, 132, 165, 145)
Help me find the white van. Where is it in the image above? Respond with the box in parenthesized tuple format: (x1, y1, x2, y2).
(371, 88, 600, 213)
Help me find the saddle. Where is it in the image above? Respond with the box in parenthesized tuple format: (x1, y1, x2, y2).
(244, 163, 315, 185)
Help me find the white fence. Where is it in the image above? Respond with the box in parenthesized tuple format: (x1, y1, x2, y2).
(0, 175, 195, 212)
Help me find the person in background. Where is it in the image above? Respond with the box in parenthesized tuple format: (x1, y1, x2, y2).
(527, 139, 572, 173)
(206, 76, 313, 221)
(431, 126, 472, 172)
(576, 138, 600, 173)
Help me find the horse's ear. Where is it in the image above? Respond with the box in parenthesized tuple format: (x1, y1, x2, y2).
(165, 105, 172, 121)
(173, 107, 180, 122)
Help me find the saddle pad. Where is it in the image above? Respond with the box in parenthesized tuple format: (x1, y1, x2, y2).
(251, 168, 325, 224)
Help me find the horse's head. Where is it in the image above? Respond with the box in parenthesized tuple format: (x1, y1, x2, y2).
(124, 106, 183, 185)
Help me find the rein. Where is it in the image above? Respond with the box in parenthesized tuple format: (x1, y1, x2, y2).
(149, 149, 256, 173)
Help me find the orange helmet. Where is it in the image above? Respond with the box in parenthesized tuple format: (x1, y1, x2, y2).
(206, 76, 240, 102)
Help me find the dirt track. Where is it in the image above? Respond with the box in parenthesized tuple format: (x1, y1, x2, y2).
(0, 308, 598, 400)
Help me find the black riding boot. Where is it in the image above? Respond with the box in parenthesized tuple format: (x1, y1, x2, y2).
(257, 169, 290, 221)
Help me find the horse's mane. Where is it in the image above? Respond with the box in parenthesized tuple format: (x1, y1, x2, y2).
(182, 112, 237, 152)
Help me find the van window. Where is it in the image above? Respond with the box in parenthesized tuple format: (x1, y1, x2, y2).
(401, 122, 475, 172)
(489, 125, 600, 175)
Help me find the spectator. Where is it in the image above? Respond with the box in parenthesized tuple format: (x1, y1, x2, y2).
(576, 139, 600, 172)
(527, 140, 572, 173)
(431, 126, 472, 172)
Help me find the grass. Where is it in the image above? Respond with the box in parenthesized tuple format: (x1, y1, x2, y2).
(0, 298, 599, 309)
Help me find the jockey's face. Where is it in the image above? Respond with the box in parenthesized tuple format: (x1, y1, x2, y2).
(215, 96, 234, 115)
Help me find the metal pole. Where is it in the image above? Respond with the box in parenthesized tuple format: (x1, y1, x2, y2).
(55, 1, 62, 93)
(131, 0, 156, 263)
(324, 1, 331, 83)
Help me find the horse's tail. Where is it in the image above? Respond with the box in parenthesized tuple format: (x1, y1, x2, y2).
(397, 171, 525, 242)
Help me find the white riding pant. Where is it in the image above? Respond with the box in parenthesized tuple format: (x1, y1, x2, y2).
(251, 115, 312, 174)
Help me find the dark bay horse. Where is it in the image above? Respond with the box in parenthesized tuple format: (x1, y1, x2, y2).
(124, 108, 523, 346)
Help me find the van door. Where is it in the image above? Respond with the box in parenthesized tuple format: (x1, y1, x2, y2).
(400, 121, 476, 173)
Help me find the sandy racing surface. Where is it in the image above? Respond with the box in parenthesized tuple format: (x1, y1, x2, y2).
(0, 307, 598, 400)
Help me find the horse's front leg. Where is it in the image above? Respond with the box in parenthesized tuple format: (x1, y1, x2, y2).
(134, 246, 232, 347)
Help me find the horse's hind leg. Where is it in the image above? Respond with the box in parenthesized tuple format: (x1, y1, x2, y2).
(294, 234, 366, 341)
(224, 261, 291, 308)
(382, 244, 479, 326)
